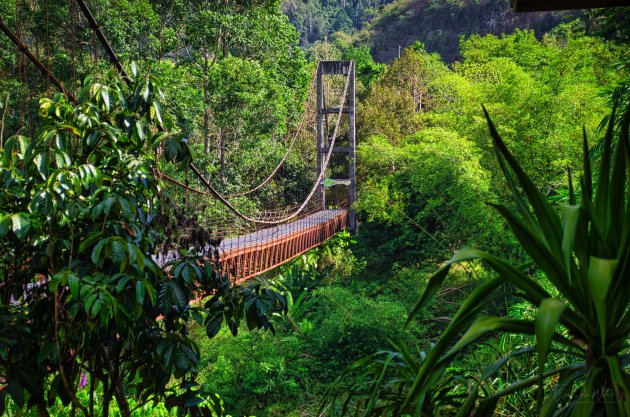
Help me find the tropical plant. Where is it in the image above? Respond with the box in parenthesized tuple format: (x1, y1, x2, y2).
(0, 66, 286, 417)
(323, 101, 630, 416)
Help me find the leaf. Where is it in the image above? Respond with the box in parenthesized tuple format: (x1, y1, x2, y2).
(115, 275, 131, 293)
(160, 281, 187, 314)
(33, 152, 48, 179)
(91, 239, 107, 266)
(161, 341, 174, 367)
(100, 87, 111, 111)
(130, 61, 138, 78)
(153, 101, 163, 125)
(561, 205, 580, 284)
(17, 135, 30, 156)
(85, 293, 98, 314)
(535, 298, 566, 405)
(133, 245, 145, 271)
(11, 213, 31, 239)
(449, 317, 534, 354)
(69, 274, 80, 298)
(587, 256, 617, 347)
(136, 281, 145, 305)
(0, 214, 10, 238)
(144, 280, 156, 306)
(172, 262, 185, 281)
(182, 264, 192, 285)
(111, 239, 127, 267)
(29, 191, 53, 216)
(104, 196, 115, 215)
(91, 298, 102, 317)
(119, 198, 134, 220)
(79, 232, 103, 253)
(142, 80, 151, 102)
(87, 131, 99, 146)
(164, 137, 180, 162)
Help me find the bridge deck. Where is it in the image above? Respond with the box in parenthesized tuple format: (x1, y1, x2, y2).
(219, 209, 347, 282)
(154, 209, 348, 282)
(219, 209, 344, 254)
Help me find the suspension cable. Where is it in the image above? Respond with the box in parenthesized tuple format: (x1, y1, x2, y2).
(178, 61, 353, 225)
(70, 2, 352, 226)
(0, 18, 77, 104)
(223, 62, 319, 198)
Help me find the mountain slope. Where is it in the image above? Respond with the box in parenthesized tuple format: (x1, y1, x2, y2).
(350, 0, 579, 62)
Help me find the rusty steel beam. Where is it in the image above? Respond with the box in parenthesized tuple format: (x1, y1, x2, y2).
(0, 19, 77, 104)
(73, 0, 131, 84)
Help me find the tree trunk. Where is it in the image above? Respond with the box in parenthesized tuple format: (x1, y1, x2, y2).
(102, 378, 111, 417)
(219, 128, 226, 184)
(203, 50, 211, 154)
(113, 377, 131, 417)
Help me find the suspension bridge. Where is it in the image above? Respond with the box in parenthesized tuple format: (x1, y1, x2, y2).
(0, 2, 356, 283)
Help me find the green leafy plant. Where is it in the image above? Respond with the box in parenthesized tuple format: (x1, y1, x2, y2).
(0, 66, 286, 417)
(324, 101, 630, 416)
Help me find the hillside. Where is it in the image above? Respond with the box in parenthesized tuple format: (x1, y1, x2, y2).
(281, 0, 395, 46)
(281, 0, 582, 63)
(350, 0, 580, 62)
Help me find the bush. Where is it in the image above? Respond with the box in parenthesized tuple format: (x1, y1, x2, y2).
(301, 286, 408, 376)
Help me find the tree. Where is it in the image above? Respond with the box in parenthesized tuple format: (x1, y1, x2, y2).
(0, 67, 285, 417)
(182, 0, 309, 159)
(355, 127, 504, 264)
(358, 45, 446, 144)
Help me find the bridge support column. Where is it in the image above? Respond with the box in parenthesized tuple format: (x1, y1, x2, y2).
(348, 62, 357, 233)
(316, 60, 357, 233)
(316, 63, 325, 211)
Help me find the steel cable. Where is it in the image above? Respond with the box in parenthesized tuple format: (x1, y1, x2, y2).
(178, 61, 353, 225)
(222, 62, 319, 198)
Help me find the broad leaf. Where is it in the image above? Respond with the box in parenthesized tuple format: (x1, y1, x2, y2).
(11, 213, 31, 239)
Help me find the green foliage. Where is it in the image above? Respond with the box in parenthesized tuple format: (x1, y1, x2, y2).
(0, 68, 286, 416)
(194, 327, 307, 417)
(341, 46, 386, 89)
(356, 33, 625, 271)
(585, 7, 630, 43)
(207, 56, 286, 140)
(433, 30, 625, 197)
(356, 128, 505, 267)
(325, 102, 630, 416)
(301, 286, 408, 370)
(359, 47, 446, 144)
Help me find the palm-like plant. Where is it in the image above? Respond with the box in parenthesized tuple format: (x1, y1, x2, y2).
(324, 102, 630, 416)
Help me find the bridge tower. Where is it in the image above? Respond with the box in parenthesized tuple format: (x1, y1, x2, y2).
(316, 61, 357, 232)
